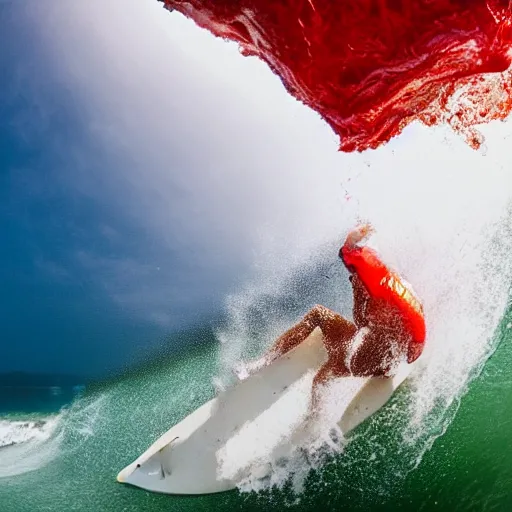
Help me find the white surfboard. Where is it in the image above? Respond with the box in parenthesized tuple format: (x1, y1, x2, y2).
(117, 328, 418, 494)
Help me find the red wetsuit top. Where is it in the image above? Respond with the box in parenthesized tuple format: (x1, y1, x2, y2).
(341, 244, 426, 363)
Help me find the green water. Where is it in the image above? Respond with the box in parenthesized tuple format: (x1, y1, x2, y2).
(1, 313, 511, 512)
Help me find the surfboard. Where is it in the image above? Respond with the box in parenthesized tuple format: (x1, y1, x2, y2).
(117, 327, 417, 494)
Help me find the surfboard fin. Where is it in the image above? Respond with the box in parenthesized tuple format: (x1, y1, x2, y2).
(158, 437, 180, 478)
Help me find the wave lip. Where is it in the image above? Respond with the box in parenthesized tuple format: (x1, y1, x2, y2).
(163, 0, 512, 152)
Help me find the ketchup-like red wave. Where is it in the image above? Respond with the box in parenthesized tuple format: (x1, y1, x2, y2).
(162, 0, 512, 152)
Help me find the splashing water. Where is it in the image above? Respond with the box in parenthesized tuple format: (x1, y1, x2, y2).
(215, 120, 512, 494)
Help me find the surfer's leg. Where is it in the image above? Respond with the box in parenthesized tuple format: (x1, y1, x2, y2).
(313, 359, 349, 387)
(233, 311, 320, 379)
(266, 305, 357, 364)
(235, 305, 356, 380)
(309, 358, 352, 414)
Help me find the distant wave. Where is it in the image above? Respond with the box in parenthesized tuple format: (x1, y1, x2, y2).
(0, 393, 104, 480)
(0, 417, 57, 449)
(0, 415, 63, 479)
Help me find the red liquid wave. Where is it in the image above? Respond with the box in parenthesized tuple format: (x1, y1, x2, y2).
(162, 0, 512, 152)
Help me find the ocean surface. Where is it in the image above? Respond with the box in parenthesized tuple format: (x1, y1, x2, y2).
(1, 309, 511, 512)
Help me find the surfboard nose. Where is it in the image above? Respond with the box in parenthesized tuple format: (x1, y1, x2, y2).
(116, 468, 128, 483)
(117, 462, 142, 483)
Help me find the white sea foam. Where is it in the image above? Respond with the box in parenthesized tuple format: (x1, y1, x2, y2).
(0, 418, 59, 449)
(0, 416, 63, 479)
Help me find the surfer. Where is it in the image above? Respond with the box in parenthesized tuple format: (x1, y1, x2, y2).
(237, 224, 426, 402)
(119, 224, 427, 493)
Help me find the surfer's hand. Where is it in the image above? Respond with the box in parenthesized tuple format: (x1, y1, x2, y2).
(344, 223, 374, 248)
